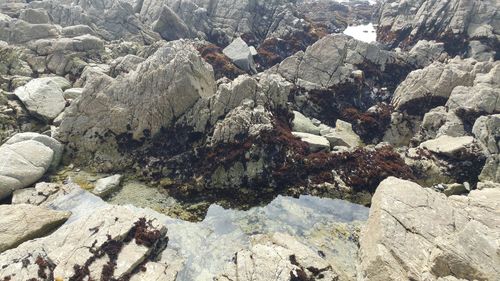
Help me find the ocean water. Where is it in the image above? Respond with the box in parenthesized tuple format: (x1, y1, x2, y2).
(343, 22, 377, 43)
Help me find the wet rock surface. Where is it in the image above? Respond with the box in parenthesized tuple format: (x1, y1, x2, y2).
(0, 186, 368, 281)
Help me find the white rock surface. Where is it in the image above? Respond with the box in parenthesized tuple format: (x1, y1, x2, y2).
(292, 111, 320, 135)
(63, 88, 84, 100)
(359, 177, 500, 281)
(13, 77, 66, 121)
(93, 174, 123, 197)
(0, 133, 62, 200)
(324, 120, 361, 148)
(276, 34, 400, 89)
(292, 132, 330, 152)
(12, 181, 77, 206)
(57, 40, 216, 167)
(0, 204, 70, 253)
(419, 135, 476, 158)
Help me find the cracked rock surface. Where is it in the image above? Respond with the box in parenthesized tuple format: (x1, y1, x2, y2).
(359, 177, 500, 281)
(0, 204, 70, 253)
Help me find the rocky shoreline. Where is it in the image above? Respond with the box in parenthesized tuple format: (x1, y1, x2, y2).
(0, 0, 499, 280)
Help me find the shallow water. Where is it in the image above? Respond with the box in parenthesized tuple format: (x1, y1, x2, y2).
(50, 188, 369, 280)
(343, 22, 377, 43)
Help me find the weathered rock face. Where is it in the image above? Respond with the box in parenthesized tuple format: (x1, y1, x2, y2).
(13, 77, 67, 121)
(377, 0, 499, 54)
(297, 0, 374, 32)
(0, 204, 170, 281)
(359, 177, 500, 281)
(136, 0, 311, 46)
(419, 135, 477, 158)
(0, 15, 60, 44)
(27, 34, 105, 75)
(152, 5, 191, 41)
(57, 40, 216, 168)
(27, 0, 160, 43)
(479, 154, 500, 187)
(275, 34, 402, 90)
(0, 204, 70, 253)
(217, 232, 341, 281)
(392, 58, 476, 115)
(472, 114, 500, 155)
(12, 181, 78, 206)
(446, 62, 500, 115)
(392, 58, 500, 141)
(0, 133, 62, 200)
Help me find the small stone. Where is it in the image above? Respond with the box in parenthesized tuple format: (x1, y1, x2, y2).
(291, 111, 320, 135)
(292, 132, 330, 152)
(63, 88, 84, 100)
(223, 37, 257, 73)
(93, 174, 123, 197)
(420, 135, 476, 158)
(324, 120, 362, 148)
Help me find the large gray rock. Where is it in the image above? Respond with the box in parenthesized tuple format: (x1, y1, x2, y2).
(0, 133, 62, 200)
(28, 0, 160, 43)
(359, 177, 500, 281)
(478, 154, 500, 187)
(377, 0, 499, 49)
(405, 40, 446, 67)
(57, 40, 216, 168)
(30, 34, 104, 56)
(152, 5, 191, 41)
(19, 8, 50, 24)
(14, 77, 66, 121)
(276, 34, 400, 90)
(180, 73, 290, 134)
(222, 37, 256, 73)
(472, 114, 500, 155)
(211, 103, 273, 145)
(446, 62, 500, 114)
(0, 17, 60, 44)
(0, 204, 70, 253)
(394, 59, 499, 116)
(392, 58, 476, 114)
(417, 106, 465, 142)
(5, 132, 63, 170)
